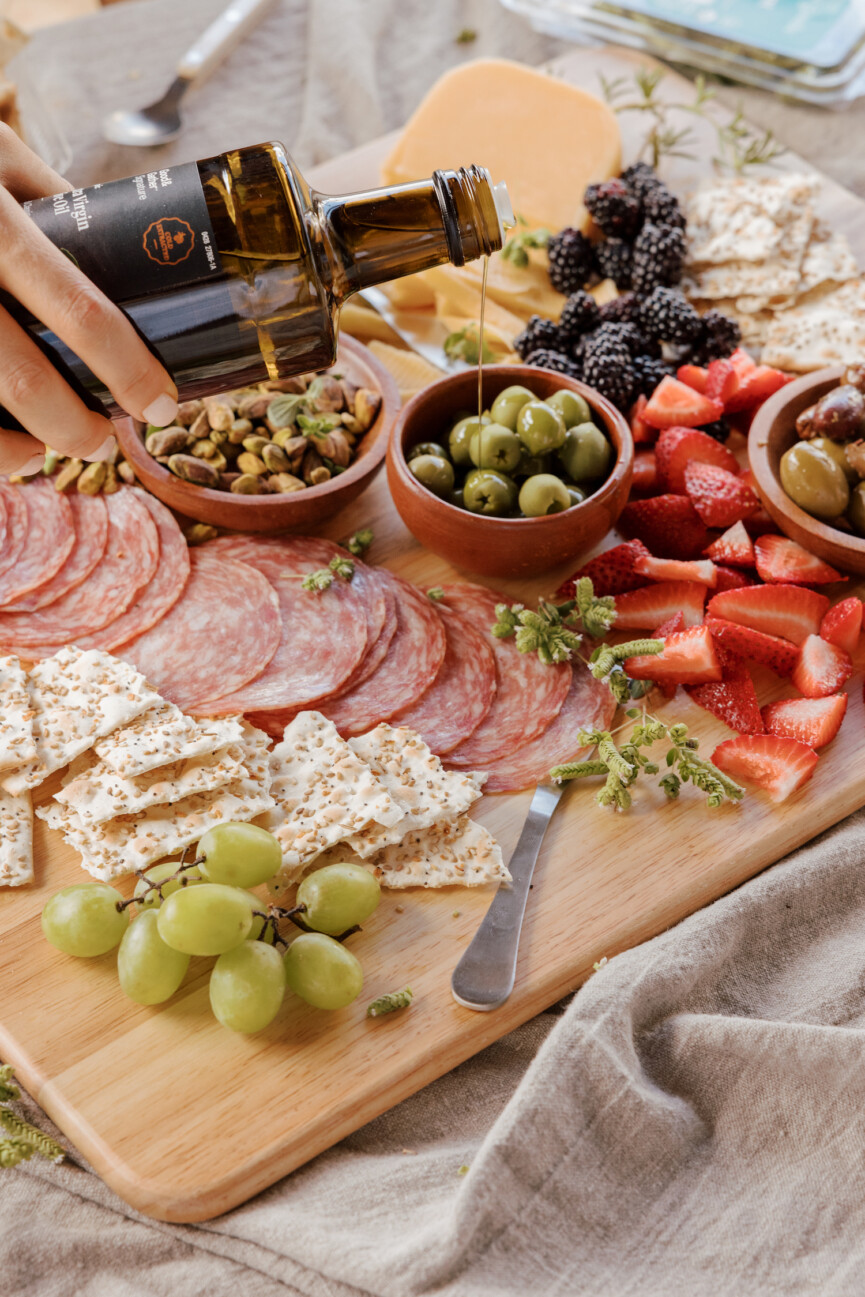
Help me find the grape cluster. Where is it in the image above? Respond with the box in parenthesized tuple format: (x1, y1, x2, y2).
(41, 822, 383, 1033)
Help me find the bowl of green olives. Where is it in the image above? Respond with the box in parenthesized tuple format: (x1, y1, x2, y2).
(386, 364, 633, 577)
(749, 364, 865, 575)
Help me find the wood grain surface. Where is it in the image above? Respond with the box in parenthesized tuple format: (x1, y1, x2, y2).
(3, 45, 865, 1223)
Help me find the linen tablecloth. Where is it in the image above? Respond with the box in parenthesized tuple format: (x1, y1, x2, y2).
(4, 4, 865, 1294)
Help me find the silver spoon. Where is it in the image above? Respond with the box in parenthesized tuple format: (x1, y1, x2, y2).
(103, 0, 275, 147)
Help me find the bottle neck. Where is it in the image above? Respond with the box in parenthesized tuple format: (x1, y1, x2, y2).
(313, 166, 506, 302)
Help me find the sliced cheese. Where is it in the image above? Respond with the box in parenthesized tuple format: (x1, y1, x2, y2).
(424, 253, 565, 328)
(366, 341, 445, 403)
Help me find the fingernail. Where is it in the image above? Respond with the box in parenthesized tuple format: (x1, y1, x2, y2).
(18, 453, 45, 475)
(142, 393, 179, 428)
(83, 435, 117, 463)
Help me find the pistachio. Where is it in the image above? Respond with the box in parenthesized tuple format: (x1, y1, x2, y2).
(104, 439, 120, 467)
(184, 523, 219, 546)
(176, 399, 205, 427)
(301, 444, 324, 483)
(236, 451, 267, 476)
(54, 459, 84, 492)
(220, 472, 242, 490)
(341, 413, 363, 435)
(42, 449, 62, 476)
(191, 438, 218, 460)
(209, 427, 230, 447)
(263, 375, 307, 394)
(354, 388, 382, 430)
(236, 395, 271, 421)
(205, 399, 235, 432)
(167, 454, 221, 488)
(77, 462, 107, 495)
(117, 460, 137, 485)
(268, 471, 306, 494)
(230, 473, 265, 495)
(266, 393, 305, 432)
(272, 429, 305, 452)
(320, 428, 352, 467)
(102, 464, 120, 494)
(306, 375, 344, 413)
(339, 378, 360, 411)
(261, 442, 290, 473)
(146, 427, 191, 458)
(208, 449, 228, 473)
(228, 418, 253, 444)
(189, 409, 211, 441)
(309, 466, 332, 486)
(241, 434, 270, 456)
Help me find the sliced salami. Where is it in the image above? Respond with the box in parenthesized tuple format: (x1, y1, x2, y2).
(120, 550, 281, 712)
(0, 489, 159, 656)
(0, 479, 75, 606)
(480, 658, 616, 792)
(74, 489, 190, 652)
(0, 482, 29, 583)
(391, 602, 496, 754)
(0, 489, 7, 552)
(8, 492, 108, 612)
(442, 584, 572, 769)
(330, 565, 397, 695)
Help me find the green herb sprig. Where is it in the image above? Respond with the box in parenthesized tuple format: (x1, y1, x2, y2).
(0, 1065, 64, 1169)
(501, 227, 550, 269)
(297, 412, 343, 441)
(302, 555, 355, 593)
(367, 987, 414, 1017)
(443, 324, 496, 365)
(343, 527, 373, 556)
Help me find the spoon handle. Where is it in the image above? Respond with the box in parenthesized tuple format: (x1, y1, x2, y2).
(177, 0, 276, 82)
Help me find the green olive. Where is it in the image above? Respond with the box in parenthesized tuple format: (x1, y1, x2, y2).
(810, 436, 858, 484)
(518, 474, 572, 517)
(463, 468, 518, 516)
(468, 422, 521, 473)
(449, 486, 465, 510)
(515, 449, 552, 478)
(565, 483, 586, 506)
(779, 442, 849, 520)
(490, 385, 535, 431)
(516, 400, 566, 455)
(558, 423, 612, 483)
(409, 453, 455, 498)
(848, 482, 865, 535)
(408, 440, 450, 463)
(546, 389, 592, 429)
(449, 414, 490, 466)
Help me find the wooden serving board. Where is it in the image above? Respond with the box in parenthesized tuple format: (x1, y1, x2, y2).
(3, 46, 865, 1223)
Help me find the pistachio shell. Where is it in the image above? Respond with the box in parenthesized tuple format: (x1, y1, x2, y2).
(236, 452, 267, 476)
(146, 427, 191, 458)
(228, 418, 253, 444)
(102, 464, 120, 495)
(191, 439, 218, 460)
(42, 449, 62, 476)
(54, 459, 84, 492)
(241, 434, 270, 456)
(117, 461, 136, 485)
(205, 399, 235, 432)
(306, 375, 344, 413)
(309, 466, 331, 485)
(341, 413, 363, 434)
(263, 376, 306, 394)
(209, 427, 230, 447)
(271, 429, 305, 452)
(268, 472, 306, 494)
(189, 409, 211, 441)
(230, 473, 265, 495)
(354, 388, 382, 430)
(261, 443, 290, 473)
(236, 395, 271, 421)
(184, 523, 219, 546)
(176, 399, 204, 427)
(167, 454, 221, 487)
(77, 462, 107, 495)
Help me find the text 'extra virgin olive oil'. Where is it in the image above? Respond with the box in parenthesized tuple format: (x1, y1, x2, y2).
(0, 143, 512, 430)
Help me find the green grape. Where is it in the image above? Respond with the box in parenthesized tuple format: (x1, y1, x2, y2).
(245, 891, 276, 943)
(133, 860, 202, 910)
(41, 884, 127, 957)
(209, 941, 285, 1033)
(157, 883, 253, 956)
(284, 932, 363, 1010)
(296, 863, 380, 936)
(117, 910, 190, 1005)
(197, 821, 282, 888)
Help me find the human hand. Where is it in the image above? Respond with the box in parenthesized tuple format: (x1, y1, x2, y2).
(0, 125, 178, 475)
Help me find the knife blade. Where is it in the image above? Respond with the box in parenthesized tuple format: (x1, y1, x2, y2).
(357, 286, 471, 374)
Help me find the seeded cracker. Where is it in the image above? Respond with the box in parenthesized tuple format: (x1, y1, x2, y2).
(0, 786, 33, 886)
(366, 815, 510, 889)
(93, 706, 246, 778)
(0, 654, 36, 771)
(686, 174, 816, 265)
(1, 647, 159, 796)
(761, 279, 865, 372)
(345, 724, 485, 856)
(683, 208, 814, 306)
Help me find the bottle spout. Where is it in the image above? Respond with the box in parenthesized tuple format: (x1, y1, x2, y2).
(492, 181, 515, 239)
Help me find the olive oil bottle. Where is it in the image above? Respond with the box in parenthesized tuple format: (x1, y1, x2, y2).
(2, 142, 511, 428)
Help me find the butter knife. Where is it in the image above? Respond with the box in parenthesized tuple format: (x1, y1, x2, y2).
(357, 286, 471, 374)
(451, 782, 564, 1011)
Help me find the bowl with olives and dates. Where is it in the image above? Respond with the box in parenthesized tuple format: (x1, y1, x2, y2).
(749, 364, 865, 574)
(387, 365, 633, 577)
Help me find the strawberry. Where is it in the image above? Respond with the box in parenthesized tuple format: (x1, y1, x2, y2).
(705, 358, 737, 405)
(704, 520, 755, 567)
(742, 509, 779, 539)
(725, 365, 789, 413)
(712, 734, 818, 803)
(655, 426, 739, 494)
(687, 670, 764, 734)
(754, 534, 844, 586)
(761, 695, 848, 749)
(728, 347, 757, 380)
(714, 566, 756, 593)
(555, 539, 650, 599)
(652, 612, 685, 637)
(631, 448, 660, 495)
(618, 495, 709, 560)
(633, 553, 717, 586)
(643, 376, 724, 430)
(629, 393, 657, 445)
(684, 461, 760, 528)
(820, 596, 863, 658)
(625, 624, 722, 685)
(705, 616, 797, 676)
(677, 363, 708, 394)
(791, 634, 853, 698)
(707, 584, 829, 644)
(613, 580, 706, 630)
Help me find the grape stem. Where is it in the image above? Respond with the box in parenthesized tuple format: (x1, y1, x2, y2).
(116, 853, 205, 912)
(260, 903, 362, 944)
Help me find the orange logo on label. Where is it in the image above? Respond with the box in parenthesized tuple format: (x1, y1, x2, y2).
(142, 216, 195, 266)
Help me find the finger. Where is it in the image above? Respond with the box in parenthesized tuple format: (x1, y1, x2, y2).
(0, 302, 115, 458)
(0, 122, 70, 200)
(0, 188, 178, 426)
(0, 430, 45, 475)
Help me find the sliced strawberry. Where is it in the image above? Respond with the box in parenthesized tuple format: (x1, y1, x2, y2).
(712, 735, 818, 803)
(707, 584, 829, 644)
(684, 461, 760, 529)
(631, 448, 660, 495)
(555, 539, 650, 600)
(687, 669, 764, 734)
(613, 580, 706, 630)
(714, 565, 756, 592)
(728, 347, 757, 380)
(625, 624, 721, 684)
(754, 534, 844, 586)
(705, 520, 755, 567)
(725, 365, 789, 414)
(629, 393, 658, 445)
(791, 634, 853, 698)
(652, 612, 685, 637)
(820, 596, 863, 658)
(705, 358, 737, 405)
(618, 495, 709, 560)
(743, 509, 779, 539)
(677, 363, 708, 394)
(655, 426, 739, 494)
(705, 616, 797, 676)
(633, 553, 717, 586)
(643, 376, 724, 430)
(761, 695, 848, 749)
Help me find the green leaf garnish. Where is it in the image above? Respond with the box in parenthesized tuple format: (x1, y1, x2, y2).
(443, 324, 495, 365)
(501, 227, 550, 269)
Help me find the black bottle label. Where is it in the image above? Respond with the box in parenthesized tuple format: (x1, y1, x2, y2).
(23, 162, 222, 302)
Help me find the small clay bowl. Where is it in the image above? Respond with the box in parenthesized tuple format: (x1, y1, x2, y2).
(115, 336, 399, 534)
(386, 364, 633, 578)
(749, 365, 865, 575)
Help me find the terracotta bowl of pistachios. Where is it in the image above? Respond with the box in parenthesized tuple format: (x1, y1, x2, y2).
(114, 336, 399, 533)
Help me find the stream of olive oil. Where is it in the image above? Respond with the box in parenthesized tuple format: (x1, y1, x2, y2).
(477, 254, 488, 466)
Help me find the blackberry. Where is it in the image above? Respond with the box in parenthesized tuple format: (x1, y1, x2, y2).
(514, 314, 562, 360)
(641, 186, 685, 229)
(691, 309, 742, 365)
(598, 292, 637, 324)
(631, 223, 686, 295)
(630, 354, 672, 398)
(524, 348, 581, 379)
(558, 290, 600, 343)
(698, 418, 732, 443)
(620, 161, 664, 198)
(584, 179, 642, 239)
(581, 330, 636, 410)
(547, 227, 596, 294)
(587, 322, 656, 360)
(637, 287, 702, 345)
(595, 238, 632, 289)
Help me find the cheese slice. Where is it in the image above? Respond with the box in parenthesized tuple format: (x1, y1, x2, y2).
(381, 58, 621, 234)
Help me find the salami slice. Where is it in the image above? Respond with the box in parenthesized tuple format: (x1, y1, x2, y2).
(0, 489, 159, 655)
(8, 493, 108, 612)
(74, 489, 190, 652)
(480, 658, 616, 792)
(0, 482, 29, 583)
(391, 602, 496, 754)
(442, 584, 572, 769)
(0, 479, 75, 606)
(120, 550, 281, 712)
(330, 565, 397, 695)
(0, 489, 7, 553)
